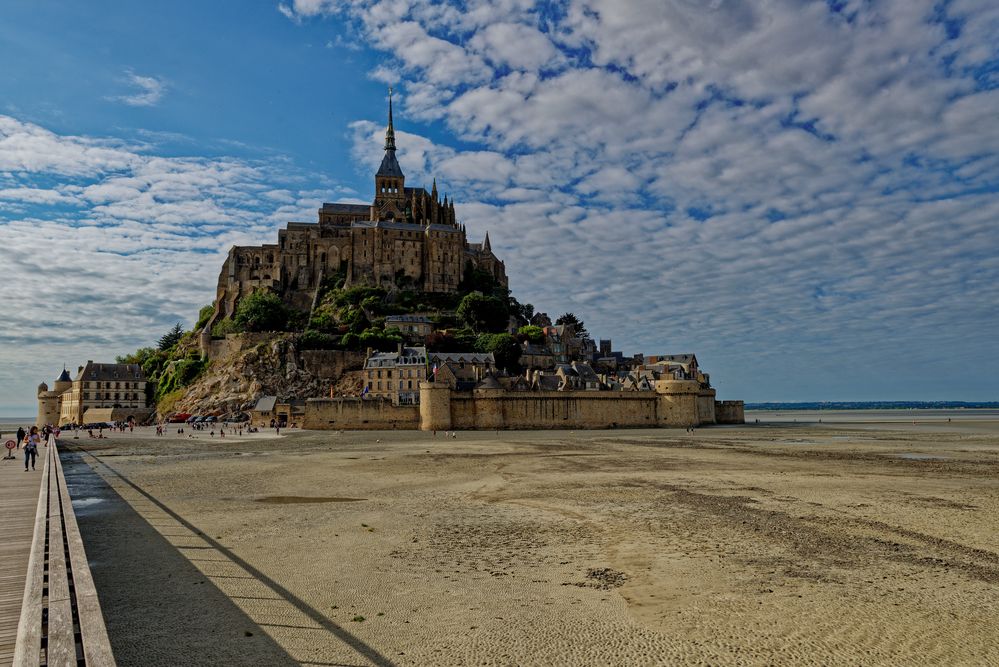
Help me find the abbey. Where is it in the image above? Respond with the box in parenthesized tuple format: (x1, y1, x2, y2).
(205, 93, 507, 325)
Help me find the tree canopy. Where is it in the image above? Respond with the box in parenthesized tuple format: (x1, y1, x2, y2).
(457, 292, 509, 332)
(158, 323, 185, 351)
(234, 290, 289, 332)
(555, 312, 588, 338)
(475, 333, 522, 374)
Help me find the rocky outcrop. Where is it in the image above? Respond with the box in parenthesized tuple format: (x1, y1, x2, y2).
(170, 334, 365, 417)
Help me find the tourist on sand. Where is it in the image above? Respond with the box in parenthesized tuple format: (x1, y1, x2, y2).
(24, 426, 40, 471)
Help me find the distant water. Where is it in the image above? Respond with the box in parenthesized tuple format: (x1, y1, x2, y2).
(745, 408, 999, 423)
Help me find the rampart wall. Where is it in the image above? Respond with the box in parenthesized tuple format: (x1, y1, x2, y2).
(715, 400, 746, 424)
(303, 397, 419, 430)
(301, 383, 744, 431)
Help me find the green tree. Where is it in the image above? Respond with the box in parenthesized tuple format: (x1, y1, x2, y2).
(475, 333, 522, 374)
(158, 323, 185, 351)
(234, 290, 288, 332)
(555, 312, 588, 338)
(517, 325, 545, 344)
(359, 327, 403, 352)
(195, 304, 215, 330)
(456, 292, 509, 332)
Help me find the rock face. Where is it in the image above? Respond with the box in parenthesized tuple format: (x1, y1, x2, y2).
(173, 334, 365, 417)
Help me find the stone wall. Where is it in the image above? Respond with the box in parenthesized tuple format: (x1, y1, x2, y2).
(203, 332, 276, 361)
(715, 400, 746, 424)
(303, 397, 419, 430)
(300, 350, 367, 379)
(448, 390, 664, 430)
(419, 379, 710, 431)
(303, 382, 740, 431)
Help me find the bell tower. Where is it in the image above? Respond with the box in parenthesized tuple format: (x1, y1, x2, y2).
(373, 87, 406, 221)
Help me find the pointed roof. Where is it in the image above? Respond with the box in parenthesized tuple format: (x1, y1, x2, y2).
(483, 231, 491, 252)
(376, 87, 404, 178)
(57, 367, 72, 383)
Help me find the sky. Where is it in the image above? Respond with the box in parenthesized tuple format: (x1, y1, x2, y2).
(1, 0, 998, 415)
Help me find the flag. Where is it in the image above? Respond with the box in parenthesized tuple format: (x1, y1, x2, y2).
(432, 363, 438, 377)
(361, 385, 370, 397)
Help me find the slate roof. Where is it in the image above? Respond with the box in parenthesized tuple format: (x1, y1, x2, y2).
(321, 203, 369, 214)
(376, 150, 404, 178)
(572, 362, 600, 383)
(366, 346, 427, 368)
(537, 375, 562, 391)
(385, 315, 434, 324)
(476, 374, 503, 390)
(76, 362, 145, 383)
(254, 396, 277, 412)
(429, 352, 495, 365)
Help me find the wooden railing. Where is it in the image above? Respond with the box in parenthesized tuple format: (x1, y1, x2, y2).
(13, 440, 115, 666)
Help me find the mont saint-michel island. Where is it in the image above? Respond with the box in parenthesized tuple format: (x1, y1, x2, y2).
(36, 94, 744, 434)
(3, 3, 999, 666)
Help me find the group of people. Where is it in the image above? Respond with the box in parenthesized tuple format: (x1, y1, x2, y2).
(6, 425, 45, 471)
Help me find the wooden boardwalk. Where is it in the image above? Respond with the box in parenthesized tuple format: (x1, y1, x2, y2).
(0, 443, 44, 667)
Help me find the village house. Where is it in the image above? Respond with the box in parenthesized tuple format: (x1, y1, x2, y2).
(428, 351, 495, 382)
(364, 346, 428, 405)
(384, 314, 435, 339)
(38, 361, 151, 427)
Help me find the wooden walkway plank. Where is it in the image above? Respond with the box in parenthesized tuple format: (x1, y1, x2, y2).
(4, 444, 47, 667)
(45, 448, 75, 666)
(53, 443, 115, 667)
(6, 440, 116, 667)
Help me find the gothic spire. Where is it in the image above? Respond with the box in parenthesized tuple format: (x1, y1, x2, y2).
(376, 87, 404, 179)
(384, 86, 396, 152)
(483, 230, 491, 252)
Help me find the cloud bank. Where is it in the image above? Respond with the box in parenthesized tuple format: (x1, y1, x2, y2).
(284, 0, 999, 401)
(0, 116, 337, 413)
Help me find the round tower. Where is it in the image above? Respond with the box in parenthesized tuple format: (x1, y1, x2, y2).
(37, 381, 60, 428)
(419, 381, 452, 432)
(53, 367, 72, 394)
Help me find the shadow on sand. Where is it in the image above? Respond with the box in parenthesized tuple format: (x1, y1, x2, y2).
(61, 445, 395, 667)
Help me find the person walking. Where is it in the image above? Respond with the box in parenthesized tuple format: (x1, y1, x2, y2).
(16, 425, 25, 449)
(24, 426, 40, 471)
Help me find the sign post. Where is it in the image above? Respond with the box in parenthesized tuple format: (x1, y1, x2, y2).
(3, 440, 15, 460)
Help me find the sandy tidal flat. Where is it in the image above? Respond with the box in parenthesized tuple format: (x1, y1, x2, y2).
(61, 421, 999, 666)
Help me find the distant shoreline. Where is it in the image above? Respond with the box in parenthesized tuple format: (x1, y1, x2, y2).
(745, 402, 999, 411)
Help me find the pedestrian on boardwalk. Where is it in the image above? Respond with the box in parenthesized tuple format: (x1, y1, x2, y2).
(16, 426, 25, 449)
(24, 426, 40, 471)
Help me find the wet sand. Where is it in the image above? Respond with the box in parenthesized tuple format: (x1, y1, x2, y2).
(61, 420, 999, 666)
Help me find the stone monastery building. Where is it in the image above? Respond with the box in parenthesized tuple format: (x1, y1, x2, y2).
(205, 92, 507, 328)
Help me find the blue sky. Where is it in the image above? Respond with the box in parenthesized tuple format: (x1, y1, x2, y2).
(1, 0, 998, 415)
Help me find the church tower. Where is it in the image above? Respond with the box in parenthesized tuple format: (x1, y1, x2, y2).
(372, 88, 406, 221)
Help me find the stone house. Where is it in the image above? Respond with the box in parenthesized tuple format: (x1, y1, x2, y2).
(428, 351, 495, 382)
(364, 346, 428, 405)
(38, 362, 150, 427)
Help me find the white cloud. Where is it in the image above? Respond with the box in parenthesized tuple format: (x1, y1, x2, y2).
(108, 71, 167, 107)
(315, 0, 999, 400)
(0, 115, 341, 412)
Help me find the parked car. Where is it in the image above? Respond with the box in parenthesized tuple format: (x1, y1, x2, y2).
(169, 413, 192, 423)
(186, 415, 202, 424)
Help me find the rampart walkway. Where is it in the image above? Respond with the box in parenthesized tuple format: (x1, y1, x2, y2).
(0, 442, 39, 665)
(0, 438, 114, 666)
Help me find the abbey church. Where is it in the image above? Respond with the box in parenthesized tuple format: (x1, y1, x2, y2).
(204, 93, 507, 327)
